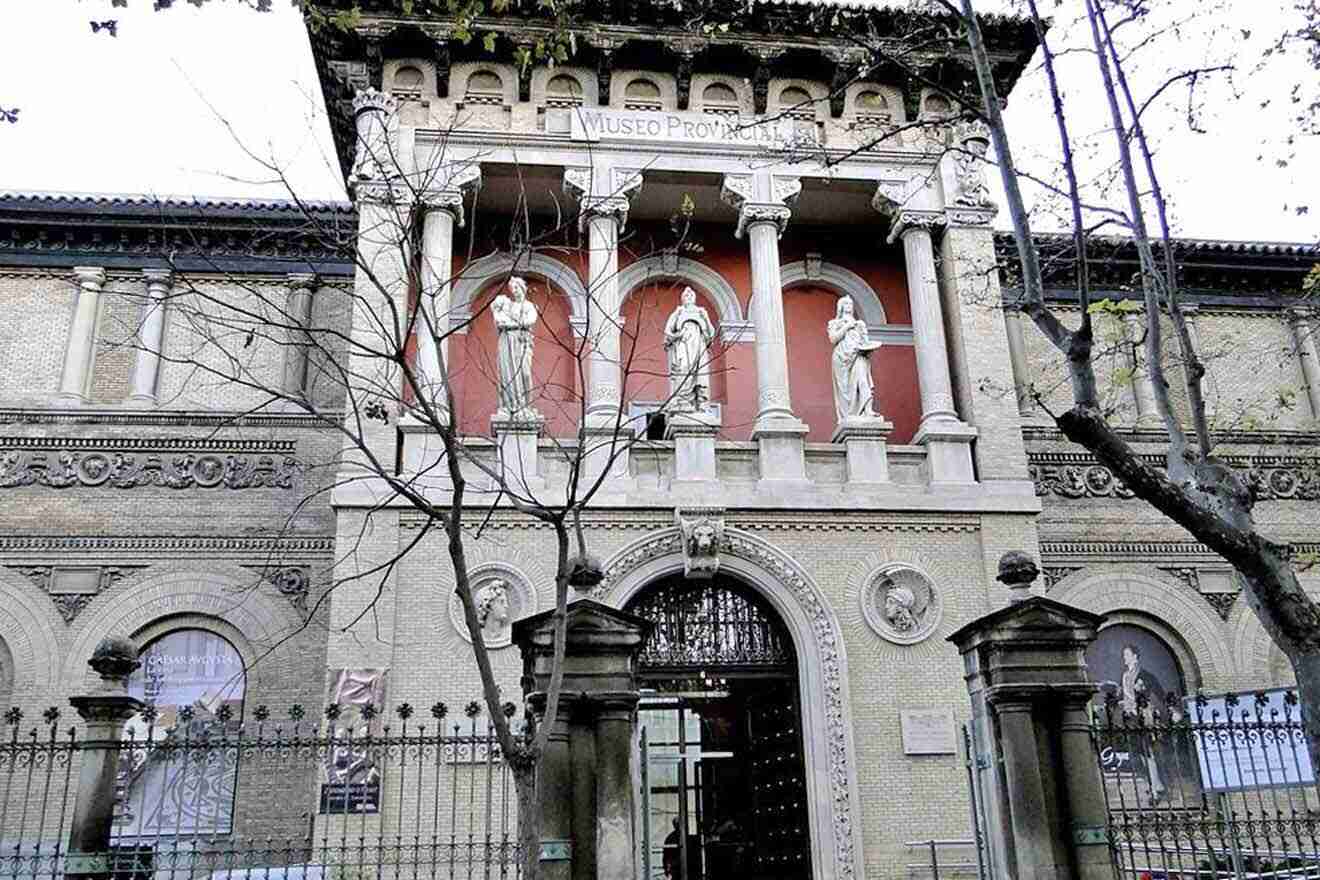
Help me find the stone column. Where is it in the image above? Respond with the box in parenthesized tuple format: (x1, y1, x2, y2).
(1003, 305, 1037, 418)
(514, 601, 651, 880)
(564, 167, 643, 491)
(66, 637, 145, 880)
(281, 273, 317, 399)
(947, 552, 1110, 880)
(1122, 309, 1162, 429)
(891, 213, 977, 483)
(57, 267, 106, 404)
(721, 173, 810, 482)
(1287, 308, 1320, 420)
(125, 269, 171, 407)
(414, 165, 481, 416)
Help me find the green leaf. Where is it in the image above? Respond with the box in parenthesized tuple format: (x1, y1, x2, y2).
(483, 32, 497, 52)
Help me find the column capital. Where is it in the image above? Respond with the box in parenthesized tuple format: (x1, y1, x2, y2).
(141, 268, 173, 289)
(563, 166, 642, 229)
(287, 271, 319, 290)
(351, 87, 398, 118)
(420, 162, 482, 226)
(721, 173, 801, 238)
(72, 266, 106, 288)
(353, 179, 414, 208)
(885, 209, 945, 244)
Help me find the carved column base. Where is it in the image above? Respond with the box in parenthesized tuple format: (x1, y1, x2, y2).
(752, 416, 809, 484)
(914, 417, 978, 485)
(832, 416, 894, 485)
(667, 411, 721, 485)
(492, 413, 546, 495)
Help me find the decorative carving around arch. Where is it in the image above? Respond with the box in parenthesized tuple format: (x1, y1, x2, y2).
(1050, 565, 1231, 691)
(616, 255, 748, 343)
(450, 251, 589, 336)
(59, 563, 305, 697)
(0, 568, 60, 702)
(592, 526, 863, 880)
(780, 259, 906, 344)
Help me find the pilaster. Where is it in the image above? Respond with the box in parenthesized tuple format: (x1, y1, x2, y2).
(280, 272, 317, 401)
(1121, 309, 1163, 430)
(1287, 307, 1320, 420)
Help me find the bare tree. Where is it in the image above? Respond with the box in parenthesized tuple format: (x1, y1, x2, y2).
(927, 0, 1320, 766)
(105, 103, 718, 879)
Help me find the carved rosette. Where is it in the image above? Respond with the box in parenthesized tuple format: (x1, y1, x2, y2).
(675, 508, 725, 580)
(860, 563, 943, 645)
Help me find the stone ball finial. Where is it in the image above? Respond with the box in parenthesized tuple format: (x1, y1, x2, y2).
(567, 553, 605, 591)
(88, 636, 140, 686)
(997, 550, 1040, 604)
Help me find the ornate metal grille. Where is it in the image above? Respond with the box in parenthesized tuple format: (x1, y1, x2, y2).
(626, 579, 794, 672)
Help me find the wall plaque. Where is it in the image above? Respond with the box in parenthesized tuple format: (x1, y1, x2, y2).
(900, 708, 956, 755)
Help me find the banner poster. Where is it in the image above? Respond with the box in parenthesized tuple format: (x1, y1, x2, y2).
(1086, 624, 1197, 803)
(319, 667, 388, 814)
(1187, 688, 1314, 792)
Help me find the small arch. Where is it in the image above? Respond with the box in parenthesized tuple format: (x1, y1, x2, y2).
(616, 255, 747, 342)
(922, 93, 953, 117)
(779, 259, 888, 328)
(393, 65, 424, 94)
(465, 69, 505, 104)
(450, 251, 589, 336)
(701, 81, 740, 115)
(546, 74, 583, 105)
(623, 77, 663, 111)
(778, 85, 814, 118)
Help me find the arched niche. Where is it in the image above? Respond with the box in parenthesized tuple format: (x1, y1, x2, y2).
(780, 259, 887, 329)
(452, 274, 581, 438)
(618, 281, 727, 414)
(593, 527, 864, 880)
(617, 255, 747, 341)
(450, 252, 588, 336)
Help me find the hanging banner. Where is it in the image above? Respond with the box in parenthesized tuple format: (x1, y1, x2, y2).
(319, 668, 388, 814)
(1187, 688, 1313, 792)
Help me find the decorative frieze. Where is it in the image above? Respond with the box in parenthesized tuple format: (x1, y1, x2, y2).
(0, 449, 297, 490)
(1029, 452, 1320, 501)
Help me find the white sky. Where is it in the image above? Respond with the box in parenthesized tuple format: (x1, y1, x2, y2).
(1, 0, 1315, 242)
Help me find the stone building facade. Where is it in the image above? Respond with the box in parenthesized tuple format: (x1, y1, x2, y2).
(0, 3, 1317, 880)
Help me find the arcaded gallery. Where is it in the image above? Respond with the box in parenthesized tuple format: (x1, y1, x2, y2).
(0, 3, 1317, 880)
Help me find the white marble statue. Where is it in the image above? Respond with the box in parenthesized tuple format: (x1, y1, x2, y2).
(663, 287, 716, 411)
(827, 297, 880, 421)
(492, 277, 538, 417)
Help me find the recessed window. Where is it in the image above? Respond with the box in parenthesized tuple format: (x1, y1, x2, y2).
(702, 82, 740, 116)
(546, 74, 583, 108)
(922, 93, 952, 117)
(855, 89, 891, 126)
(624, 78, 664, 111)
(393, 65, 424, 97)
(779, 86, 814, 119)
(466, 70, 505, 105)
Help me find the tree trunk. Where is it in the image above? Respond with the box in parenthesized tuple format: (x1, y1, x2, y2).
(514, 759, 541, 880)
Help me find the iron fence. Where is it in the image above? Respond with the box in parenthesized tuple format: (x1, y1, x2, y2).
(1093, 690, 1320, 880)
(0, 701, 519, 880)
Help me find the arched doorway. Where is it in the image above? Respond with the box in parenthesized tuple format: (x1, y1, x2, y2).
(625, 574, 812, 880)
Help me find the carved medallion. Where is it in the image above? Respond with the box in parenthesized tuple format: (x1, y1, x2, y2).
(861, 564, 942, 645)
(448, 565, 537, 649)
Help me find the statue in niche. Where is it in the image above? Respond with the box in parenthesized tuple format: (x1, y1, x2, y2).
(492, 277, 539, 417)
(475, 580, 512, 641)
(827, 296, 880, 421)
(663, 287, 716, 412)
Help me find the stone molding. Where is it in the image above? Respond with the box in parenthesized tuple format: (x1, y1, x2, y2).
(0, 436, 293, 453)
(0, 408, 342, 428)
(1030, 451, 1320, 501)
(593, 525, 863, 880)
(0, 535, 334, 553)
(448, 250, 590, 335)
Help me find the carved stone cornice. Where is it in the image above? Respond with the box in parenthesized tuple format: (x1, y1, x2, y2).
(0, 534, 334, 553)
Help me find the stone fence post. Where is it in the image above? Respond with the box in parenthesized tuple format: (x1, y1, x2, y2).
(66, 637, 145, 880)
(947, 553, 1111, 880)
(513, 600, 652, 880)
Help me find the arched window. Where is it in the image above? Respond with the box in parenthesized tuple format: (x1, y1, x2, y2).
(393, 65, 424, 97)
(117, 629, 246, 837)
(701, 82, 740, 116)
(624, 78, 663, 111)
(854, 89, 891, 125)
(546, 74, 583, 107)
(465, 70, 505, 105)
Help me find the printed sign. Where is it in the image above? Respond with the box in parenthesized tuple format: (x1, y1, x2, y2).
(319, 668, 388, 814)
(1187, 689, 1314, 792)
(900, 709, 957, 755)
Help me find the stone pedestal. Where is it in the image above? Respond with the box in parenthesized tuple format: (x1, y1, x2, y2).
(398, 414, 452, 487)
(514, 601, 652, 880)
(832, 416, 894, 485)
(947, 555, 1110, 880)
(66, 638, 146, 880)
(915, 418, 979, 486)
(492, 412, 545, 494)
(754, 418, 809, 484)
(579, 418, 634, 495)
(667, 410, 721, 484)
